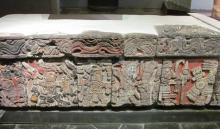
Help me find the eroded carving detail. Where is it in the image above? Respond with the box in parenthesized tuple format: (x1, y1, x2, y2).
(0, 63, 27, 107)
(55, 38, 123, 57)
(211, 59, 220, 105)
(158, 59, 218, 106)
(0, 39, 25, 55)
(24, 60, 78, 107)
(124, 38, 157, 57)
(156, 25, 220, 57)
(111, 60, 162, 106)
(22, 39, 62, 57)
(156, 25, 220, 38)
(77, 60, 112, 107)
(0, 39, 63, 58)
(157, 37, 220, 56)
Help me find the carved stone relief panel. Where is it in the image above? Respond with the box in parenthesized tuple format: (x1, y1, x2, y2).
(77, 60, 112, 107)
(0, 62, 27, 107)
(23, 39, 63, 57)
(55, 37, 123, 58)
(158, 59, 218, 106)
(211, 59, 220, 106)
(156, 25, 220, 38)
(156, 25, 220, 57)
(0, 39, 63, 59)
(124, 35, 157, 57)
(157, 37, 220, 57)
(111, 60, 162, 107)
(25, 59, 78, 107)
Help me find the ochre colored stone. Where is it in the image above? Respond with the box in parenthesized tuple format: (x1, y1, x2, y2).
(31, 95, 38, 103)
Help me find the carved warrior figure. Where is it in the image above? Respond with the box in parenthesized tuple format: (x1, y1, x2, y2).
(211, 59, 220, 105)
(77, 60, 112, 107)
(0, 39, 62, 58)
(159, 59, 218, 106)
(24, 60, 78, 107)
(111, 61, 162, 106)
(0, 63, 27, 107)
(0, 59, 78, 107)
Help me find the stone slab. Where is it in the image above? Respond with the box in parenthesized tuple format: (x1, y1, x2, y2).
(0, 59, 78, 107)
(0, 14, 219, 36)
(1, 123, 220, 129)
(124, 34, 157, 57)
(156, 25, 220, 57)
(211, 59, 220, 106)
(111, 60, 162, 106)
(77, 60, 112, 107)
(2, 111, 220, 123)
(180, 123, 219, 129)
(145, 123, 180, 129)
(159, 59, 218, 106)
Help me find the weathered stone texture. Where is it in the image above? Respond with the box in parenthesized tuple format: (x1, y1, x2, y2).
(25, 60, 78, 107)
(157, 37, 220, 57)
(0, 39, 63, 58)
(0, 60, 78, 107)
(77, 60, 112, 107)
(158, 59, 218, 106)
(124, 35, 157, 57)
(156, 25, 220, 57)
(156, 25, 220, 38)
(211, 59, 220, 106)
(1, 26, 220, 108)
(111, 60, 162, 106)
(55, 32, 123, 57)
(0, 63, 27, 107)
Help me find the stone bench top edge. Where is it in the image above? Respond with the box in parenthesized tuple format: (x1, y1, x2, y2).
(0, 25, 220, 39)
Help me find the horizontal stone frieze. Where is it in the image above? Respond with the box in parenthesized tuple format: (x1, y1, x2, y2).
(0, 26, 219, 58)
(0, 58, 219, 107)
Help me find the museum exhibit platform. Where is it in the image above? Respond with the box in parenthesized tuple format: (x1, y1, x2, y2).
(0, 14, 220, 128)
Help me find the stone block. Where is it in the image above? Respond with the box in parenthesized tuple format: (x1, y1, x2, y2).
(0, 38, 64, 59)
(158, 59, 218, 106)
(55, 31, 124, 58)
(25, 60, 78, 107)
(156, 25, 220, 38)
(145, 123, 180, 129)
(0, 62, 28, 107)
(180, 123, 219, 129)
(124, 34, 157, 57)
(111, 60, 162, 106)
(77, 60, 112, 107)
(156, 25, 220, 57)
(211, 59, 220, 106)
(0, 59, 78, 107)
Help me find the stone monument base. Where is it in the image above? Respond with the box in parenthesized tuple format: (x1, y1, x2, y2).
(0, 14, 220, 108)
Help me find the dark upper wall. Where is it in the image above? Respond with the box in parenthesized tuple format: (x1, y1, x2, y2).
(0, 0, 52, 16)
(61, 0, 164, 8)
(0, 0, 165, 17)
(61, 0, 88, 8)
